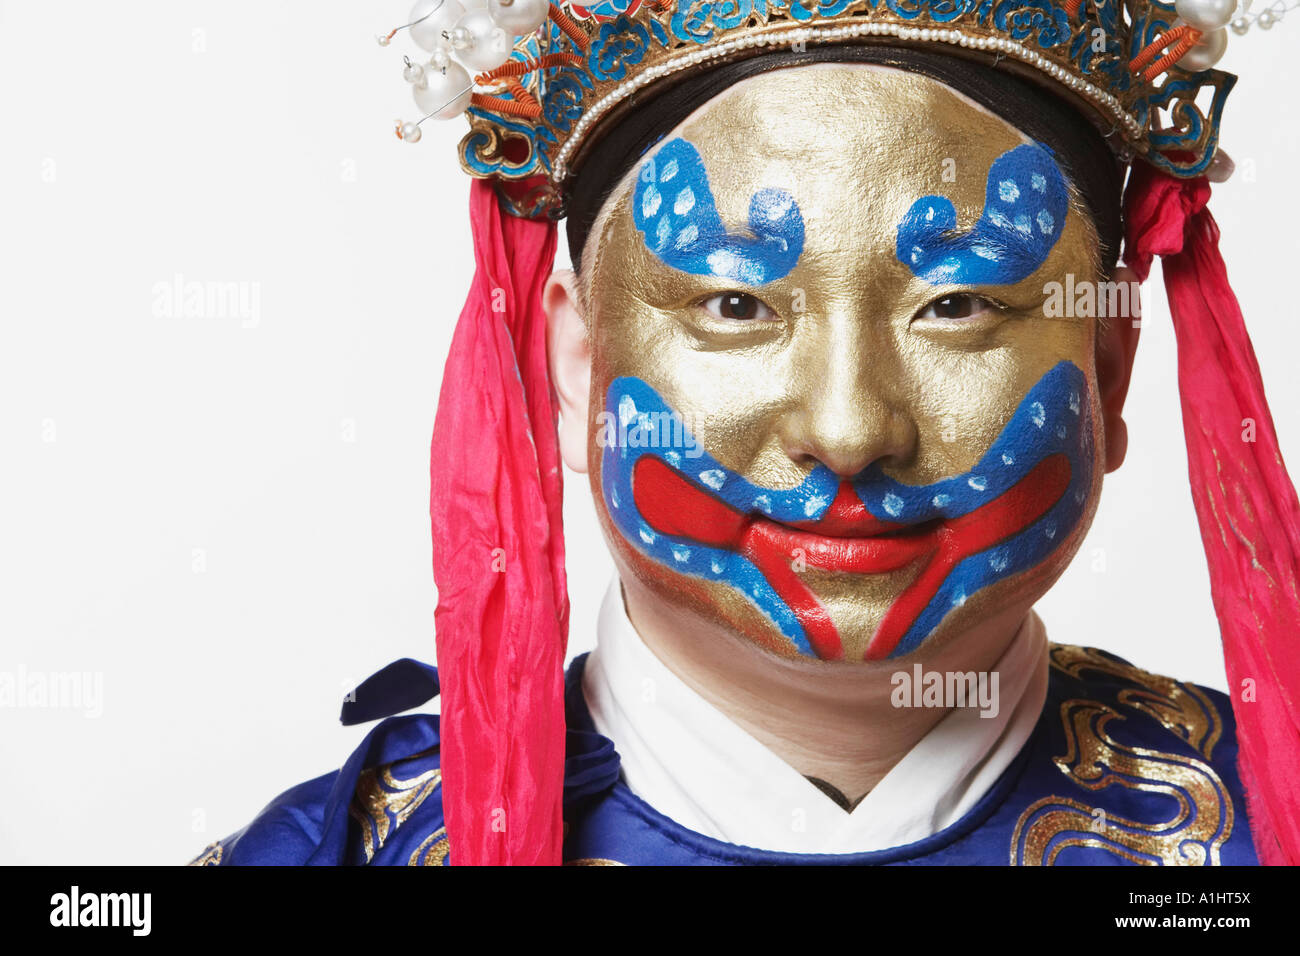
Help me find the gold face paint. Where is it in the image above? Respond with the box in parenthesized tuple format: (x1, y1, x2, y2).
(581, 63, 1107, 662)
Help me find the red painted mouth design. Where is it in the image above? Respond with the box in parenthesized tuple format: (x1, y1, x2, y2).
(631, 453, 1072, 660)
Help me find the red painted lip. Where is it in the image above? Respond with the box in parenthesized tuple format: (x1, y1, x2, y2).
(746, 513, 941, 577)
(634, 460, 936, 574)
(632, 457, 942, 660)
(629, 452, 1072, 662)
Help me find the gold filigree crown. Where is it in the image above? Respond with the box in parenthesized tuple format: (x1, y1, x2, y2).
(385, 0, 1241, 218)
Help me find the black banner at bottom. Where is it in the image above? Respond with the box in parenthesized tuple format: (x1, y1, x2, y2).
(1, 863, 1284, 941)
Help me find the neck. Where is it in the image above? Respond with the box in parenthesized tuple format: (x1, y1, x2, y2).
(618, 573, 1030, 802)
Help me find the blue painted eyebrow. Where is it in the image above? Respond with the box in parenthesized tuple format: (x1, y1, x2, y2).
(895, 142, 1069, 287)
(632, 137, 805, 286)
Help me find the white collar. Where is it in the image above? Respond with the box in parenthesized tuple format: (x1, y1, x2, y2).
(581, 577, 1049, 854)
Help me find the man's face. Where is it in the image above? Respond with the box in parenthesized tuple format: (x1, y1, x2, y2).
(579, 64, 1107, 662)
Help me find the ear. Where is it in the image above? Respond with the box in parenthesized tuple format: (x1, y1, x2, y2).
(544, 268, 592, 474)
(1095, 264, 1142, 474)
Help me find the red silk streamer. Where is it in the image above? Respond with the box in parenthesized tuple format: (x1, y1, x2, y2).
(1124, 161, 1300, 865)
(430, 177, 568, 865)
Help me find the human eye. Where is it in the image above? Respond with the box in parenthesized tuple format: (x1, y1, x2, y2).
(699, 291, 778, 322)
(913, 293, 1006, 322)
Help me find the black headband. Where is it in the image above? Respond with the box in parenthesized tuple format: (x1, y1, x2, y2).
(562, 44, 1126, 277)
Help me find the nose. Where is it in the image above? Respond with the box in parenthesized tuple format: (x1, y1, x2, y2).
(776, 316, 918, 479)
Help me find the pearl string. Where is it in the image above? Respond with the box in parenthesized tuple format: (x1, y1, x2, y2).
(1230, 0, 1298, 32)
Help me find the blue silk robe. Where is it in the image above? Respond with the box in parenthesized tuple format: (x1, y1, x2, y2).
(189, 644, 1258, 866)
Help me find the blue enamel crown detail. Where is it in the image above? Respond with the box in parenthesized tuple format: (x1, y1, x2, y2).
(455, 0, 1234, 219)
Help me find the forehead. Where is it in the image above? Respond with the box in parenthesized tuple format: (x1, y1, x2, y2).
(591, 63, 1035, 256)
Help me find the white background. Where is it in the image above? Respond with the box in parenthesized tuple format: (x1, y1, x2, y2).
(1, 2, 1296, 864)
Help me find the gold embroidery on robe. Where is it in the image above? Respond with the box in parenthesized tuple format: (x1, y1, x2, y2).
(187, 842, 223, 866)
(1047, 644, 1223, 759)
(349, 747, 442, 863)
(1011, 645, 1233, 866)
(409, 827, 451, 866)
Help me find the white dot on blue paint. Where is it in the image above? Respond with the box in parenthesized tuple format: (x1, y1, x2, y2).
(660, 158, 678, 182)
(699, 469, 725, 491)
(765, 195, 792, 220)
(925, 205, 936, 222)
(989, 551, 1009, 572)
(1031, 172, 1047, 193)
(1015, 215, 1032, 235)
(1044, 522, 1057, 540)
(618, 395, 637, 426)
(911, 246, 923, 264)
(707, 248, 738, 276)
(1037, 210, 1054, 235)
(1002, 453, 1014, 466)
(1069, 391, 1080, 415)
(611, 486, 620, 509)
(711, 558, 724, 574)
(1031, 401, 1046, 428)
(655, 215, 671, 248)
(953, 590, 968, 607)
(674, 222, 699, 249)
(665, 451, 681, 466)
(639, 527, 656, 545)
(804, 495, 827, 518)
(968, 475, 988, 492)
(641, 184, 661, 218)
(999, 179, 1020, 203)
(755, 495, 772, 514)
(883, 492, 904, 517)
(671, 544, 691, 563)
(932, 493, 951, 508)
(674, 186, 695, 216)
(972, 245, 997, 260)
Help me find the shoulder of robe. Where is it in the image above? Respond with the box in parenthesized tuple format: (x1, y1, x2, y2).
(1011, 642, 1257, 865)
(188, 711, 447, 867)
(1043, 641, 1242, 765)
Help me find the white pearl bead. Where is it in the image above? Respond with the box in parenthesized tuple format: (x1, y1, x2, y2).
(1178, 25, 1228, 69)
(1173, 0, 1237, 33)
(1230, 15, 1250, 33)
(403, 61, 427, 84)
(413, 60, 473, 118)
(454, 8, 513, 71)
(488, 0, 549, 36)
(410, 0, 467, 52)
(401, 122, 423, 142)
(1206, 148, 1235, 182)
(430, 47, 451, 69)
(1257, 9, 1276, 27)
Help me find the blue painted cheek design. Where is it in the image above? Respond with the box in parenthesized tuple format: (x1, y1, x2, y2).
(632, 137, 805, 286)
(853, 364, 1093, 657)
(896, 142, 1069, 286)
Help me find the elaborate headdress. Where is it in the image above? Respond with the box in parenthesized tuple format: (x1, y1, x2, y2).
(380, 0, 1300, 864)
